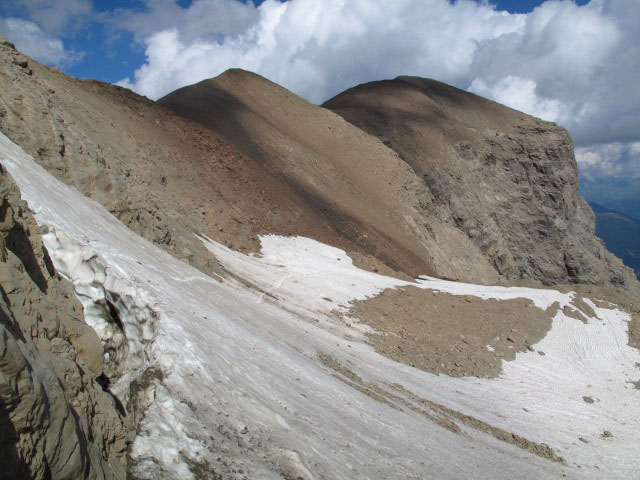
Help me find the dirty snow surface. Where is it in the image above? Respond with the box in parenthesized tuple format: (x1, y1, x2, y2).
(2, 132, 639, 479)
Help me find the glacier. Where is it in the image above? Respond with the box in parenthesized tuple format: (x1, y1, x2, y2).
(1, 131, 639, 479)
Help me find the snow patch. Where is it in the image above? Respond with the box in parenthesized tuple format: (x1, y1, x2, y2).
(207, 234, 640, 477)
(42, 227, 156, 370)
(201, 234, 408, 315)
(416, 275, 574, 310)
(130, 382, 206, 480)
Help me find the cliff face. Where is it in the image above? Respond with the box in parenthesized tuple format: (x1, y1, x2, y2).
(0, 164, 127, 479)
(323, 76, 638, 290)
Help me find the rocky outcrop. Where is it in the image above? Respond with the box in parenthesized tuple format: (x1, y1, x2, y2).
(0, 164, 127, 479)
(324, 76, 638, 291)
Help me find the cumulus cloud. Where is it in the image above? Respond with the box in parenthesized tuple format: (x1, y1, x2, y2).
(576, 142, 640, 181)
(0, 17, 83, 67)
(116, 0, 638, 149)
(117, 0, 525, 101)
(469, 76, 566, 122)
(12, 0, 92, 35)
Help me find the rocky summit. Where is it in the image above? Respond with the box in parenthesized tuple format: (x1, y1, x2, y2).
(0, 36, 639, 479)
(324, 76, 636, 288)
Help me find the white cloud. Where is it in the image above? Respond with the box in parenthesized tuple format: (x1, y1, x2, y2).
(576, 142, 640, 181)
(117, 0, 526, 100)
(0, 17, 83, 67)
(468, 0, 635, 147)
(17, 0, 92, 35)
(469, 76, 565, 123)
(116, 0, 639, 147)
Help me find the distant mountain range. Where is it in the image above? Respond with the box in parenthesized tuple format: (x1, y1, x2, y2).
(579, 175, 640, 209)
(590, 201, 640, 279)
(602, 193, 640, 223)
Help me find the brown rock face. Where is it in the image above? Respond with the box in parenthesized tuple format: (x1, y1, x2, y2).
(324, 76, 638, 290)
(0, 165, 127, 479)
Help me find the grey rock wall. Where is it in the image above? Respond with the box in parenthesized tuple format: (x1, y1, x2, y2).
(0, 165, 127, 480)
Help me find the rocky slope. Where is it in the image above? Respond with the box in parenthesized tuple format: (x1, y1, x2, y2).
(0, 163, 127, 479)
(0, 36, 239, 282)
(160, 69, 440, 278)
(0, 38, 420, 282)
(323, 76, 637, 290)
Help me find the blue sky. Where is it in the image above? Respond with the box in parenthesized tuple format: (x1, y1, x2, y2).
(0, 0, 637, 187)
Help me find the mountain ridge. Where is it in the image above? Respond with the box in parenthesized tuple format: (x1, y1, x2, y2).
(1, 32, 635, 291)
(604, 193, 640, 223)
(159, 67, 639, 291)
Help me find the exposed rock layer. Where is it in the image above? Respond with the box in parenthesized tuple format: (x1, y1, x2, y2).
(0, 164, 127, 479)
